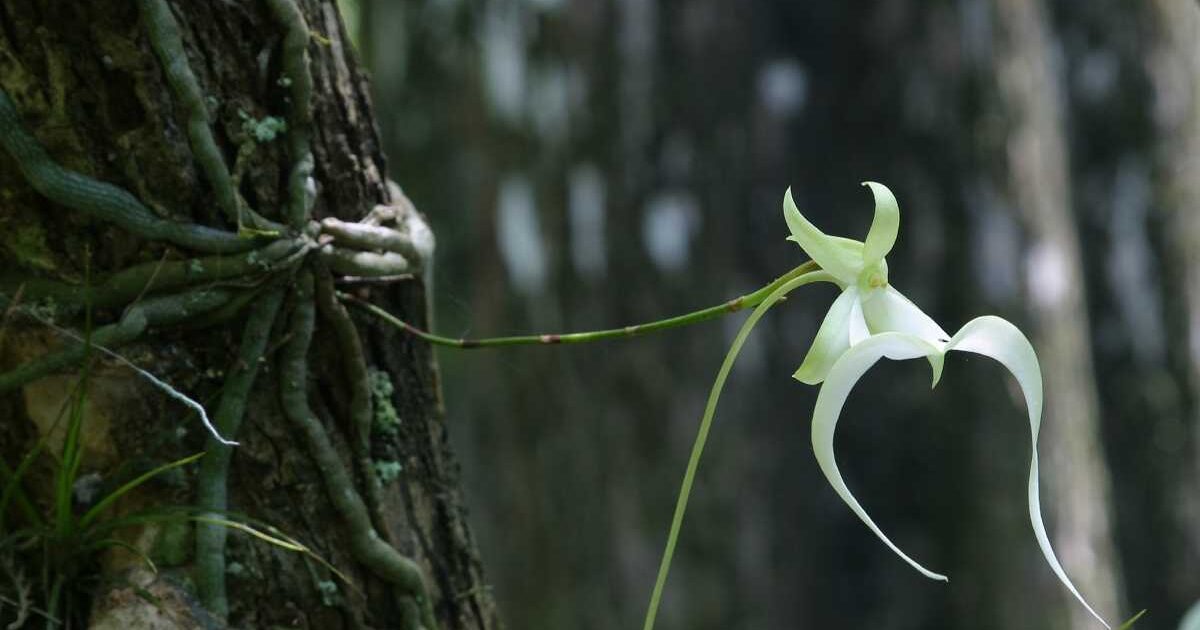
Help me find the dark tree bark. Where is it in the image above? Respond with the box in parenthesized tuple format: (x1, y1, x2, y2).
(0, 1, 498, 628)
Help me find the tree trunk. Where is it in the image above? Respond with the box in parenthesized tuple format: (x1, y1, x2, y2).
(0, 1, 498, 628)
(991, 0, 1123, 626)
(1148, 0, 1200, 617)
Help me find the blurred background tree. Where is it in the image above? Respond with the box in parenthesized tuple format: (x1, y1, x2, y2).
(340, 0, 1200, 628)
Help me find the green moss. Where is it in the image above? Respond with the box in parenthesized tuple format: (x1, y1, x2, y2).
(373, 460, 402, 484)
(237, 109, 287, 143)
(316, 579, 338, 606)
(367, 368, 399, 435)
(2, 222, 57, 271)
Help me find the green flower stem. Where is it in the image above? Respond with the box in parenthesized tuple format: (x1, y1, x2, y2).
(263, 0, 315, 229)
(279, 270, 436, 630)
(343, 261, 819, 348)
(314, 267, 388, 534)
(195, 284, 286, 618)
(138, 0, 280, 233)
(642, 269, 834, 630)
(0, 89, 258, 254)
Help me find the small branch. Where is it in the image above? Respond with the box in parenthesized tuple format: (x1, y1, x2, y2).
(342, 261, 821, 349)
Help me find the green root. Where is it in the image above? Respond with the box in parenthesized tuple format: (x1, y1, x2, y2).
(0, 287, 234, 392)
(319, 246, 411, 278)
(0, 89, 260, 254)
(263, 0, 315, 229)
(279, 270, 436, 630)
(195, 284, 287, 618)
(138, 0, 280, 233)
(0, 238, 303, 312)
(314, 268, 388, 535)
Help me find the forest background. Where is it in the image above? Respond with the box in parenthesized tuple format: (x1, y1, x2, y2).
(338, 0, 1200, 629)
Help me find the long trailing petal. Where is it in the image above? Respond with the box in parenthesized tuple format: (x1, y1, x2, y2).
(794, 287, 858, 385)
(862, 182, 899, 267)
(783, 188, 863, 284)
(946, 316, 1110, 629)
(811, 332, 949, 582)
(861, 285, 949, 383)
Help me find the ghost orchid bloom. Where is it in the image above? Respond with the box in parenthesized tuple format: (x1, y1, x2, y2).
(785, 184, 1109, 628)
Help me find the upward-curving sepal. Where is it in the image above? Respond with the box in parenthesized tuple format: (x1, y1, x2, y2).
(861, 182, 900, 268)
(946, 316, 1110, 629)
(783, 188, 863, 285)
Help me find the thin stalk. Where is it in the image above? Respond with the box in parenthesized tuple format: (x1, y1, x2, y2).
(642, 269, 834, 630)
(343, 261, 819, 348)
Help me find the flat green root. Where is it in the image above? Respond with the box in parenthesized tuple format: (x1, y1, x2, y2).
(314, 268, 389, 534)
(263, 0, 315, 229)
(0, 89, 259, 254)
(0, 286, 234, 392)
(138, 0, 280, 232)
(0, 238, 303, 312)
(279, 270, 436, 629)
(319, 246, 411, 278)
(195, 284, 287, 618)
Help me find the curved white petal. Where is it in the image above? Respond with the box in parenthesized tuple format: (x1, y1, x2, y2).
(861, 286, 949, 383)
(794, 288, 858, 385)
(812, 332, 949, 582)
(848, 293, 870, 346)
(861, 286, 950, 345)
(783, 188, 863, 284)
(946, 316, 1110, 629)
(862, 182, 900, 267)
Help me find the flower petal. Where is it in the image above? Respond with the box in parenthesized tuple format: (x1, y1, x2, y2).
(848, 292, 870, 346)
(812, 332, 949, 582)
(862, 182, 900, 267)
(794, 287, 858, 385)
(783, 188, 863, 284)
(946, 316, 1110, 629)
(861, 285, 950, 383)
(861, 286, 950, 344)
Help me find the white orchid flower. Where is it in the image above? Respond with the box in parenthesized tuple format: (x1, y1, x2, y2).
(785, 184, 1109, 628)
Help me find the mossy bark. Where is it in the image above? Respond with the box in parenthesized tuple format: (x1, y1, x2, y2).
(0, 2, 499, 628)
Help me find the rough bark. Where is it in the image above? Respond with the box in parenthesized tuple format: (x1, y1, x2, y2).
(0, 1, 498, 628)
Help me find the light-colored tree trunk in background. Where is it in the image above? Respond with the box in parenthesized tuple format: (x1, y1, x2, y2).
(1149, 0, 1200, 606)
(992, 0, 1124, 626)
